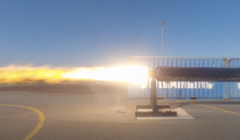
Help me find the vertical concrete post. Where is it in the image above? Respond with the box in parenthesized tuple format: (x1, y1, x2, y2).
(223, 58, 231, 100)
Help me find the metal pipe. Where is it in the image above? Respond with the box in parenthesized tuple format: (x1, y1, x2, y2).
(162, 24, 163, 56)
(158, 20, 167, 56)
(152, 67, 240, 82)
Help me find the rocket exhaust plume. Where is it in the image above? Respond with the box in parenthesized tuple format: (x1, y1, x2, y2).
(0, 65, 148, 85)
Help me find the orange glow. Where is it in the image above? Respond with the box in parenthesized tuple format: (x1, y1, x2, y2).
(0, 65, 148, 84)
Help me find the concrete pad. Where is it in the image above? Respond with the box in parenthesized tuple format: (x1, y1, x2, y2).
(137, 107, 195, 120)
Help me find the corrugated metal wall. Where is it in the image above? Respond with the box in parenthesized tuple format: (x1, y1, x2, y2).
(128, 56, 240, 100)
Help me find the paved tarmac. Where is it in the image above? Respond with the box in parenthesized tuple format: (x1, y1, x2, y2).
(1, 90, 240, 140)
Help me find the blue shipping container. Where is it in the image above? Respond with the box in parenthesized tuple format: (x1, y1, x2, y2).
(128, 56, 240, 100)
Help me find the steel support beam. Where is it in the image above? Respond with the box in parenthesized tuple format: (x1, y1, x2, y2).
(151, 79, 158, 113)
(135, 78, 177, 117)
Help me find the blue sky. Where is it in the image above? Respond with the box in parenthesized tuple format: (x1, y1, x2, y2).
(0, 0, 240, 67)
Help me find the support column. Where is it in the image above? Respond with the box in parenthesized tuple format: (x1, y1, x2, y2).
(151, 79, 158, 113)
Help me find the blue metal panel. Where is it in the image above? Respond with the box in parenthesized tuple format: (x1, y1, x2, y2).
(128, 57, 240, 100)
(228, 58, 240, 99)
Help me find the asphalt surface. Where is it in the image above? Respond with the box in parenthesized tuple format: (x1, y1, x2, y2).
(1, 86, 240, 140)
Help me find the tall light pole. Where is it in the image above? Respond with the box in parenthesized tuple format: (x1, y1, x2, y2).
(158, 20, 167, 56)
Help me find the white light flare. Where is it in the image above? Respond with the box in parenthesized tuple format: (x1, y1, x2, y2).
(62, 66, 148, 84)
(0, 65, 149, 88)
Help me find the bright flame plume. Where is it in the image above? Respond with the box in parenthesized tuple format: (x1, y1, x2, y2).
(0, 65, 148, 85)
